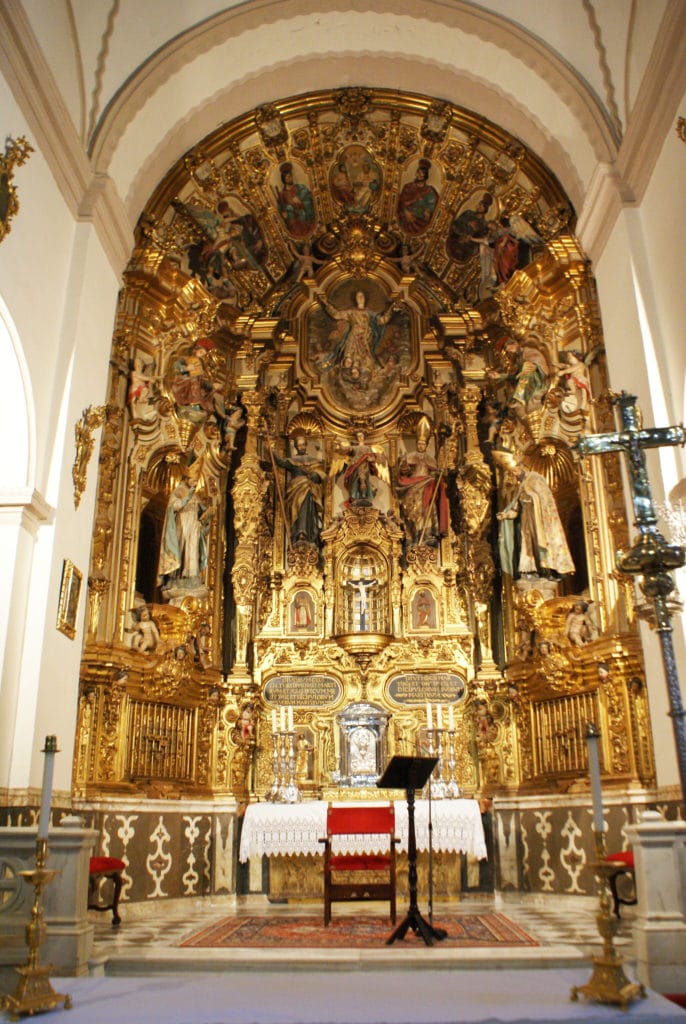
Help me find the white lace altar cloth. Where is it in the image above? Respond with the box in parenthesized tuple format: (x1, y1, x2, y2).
(239, 799, 486, 862)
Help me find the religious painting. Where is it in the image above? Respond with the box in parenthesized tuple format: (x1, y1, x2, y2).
(397, 158, 440, 236)
(307, 280, 411, 413)
(290, 590, 315, 632)
(174, 194, 268, 302)
(329, 145, 382, 214)
(56, 559, 82, 640)
(271, 160, 316, 239)
(446, 190, 497, 263)
(411, 588, 437, 630)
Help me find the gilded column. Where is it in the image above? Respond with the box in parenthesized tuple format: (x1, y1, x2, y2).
(230, 391, 268, 678)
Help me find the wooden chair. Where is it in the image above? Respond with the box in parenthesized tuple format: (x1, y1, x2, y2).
(605, 850, 637, 917)
(319, 804, 398, 926)
(88, 856, 125, 926)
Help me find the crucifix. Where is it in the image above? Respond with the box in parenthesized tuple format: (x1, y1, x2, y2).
(576, 391, 686, 811)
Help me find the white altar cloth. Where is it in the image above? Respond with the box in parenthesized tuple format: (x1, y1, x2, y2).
(239, 799, 487, 862)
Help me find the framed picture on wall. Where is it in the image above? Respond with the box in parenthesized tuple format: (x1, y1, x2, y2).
(56, 559, 82, 639)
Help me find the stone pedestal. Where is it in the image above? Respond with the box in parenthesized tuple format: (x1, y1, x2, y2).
(0, 826, 97, 992)
(625, 812, 686, 993)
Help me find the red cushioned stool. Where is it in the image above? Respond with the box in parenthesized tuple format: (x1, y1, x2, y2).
(605, 851, 636, 918)
(88, 856, 125, 926)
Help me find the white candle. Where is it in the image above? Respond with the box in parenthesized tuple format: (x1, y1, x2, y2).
(426, 703, 433, 730)
(272, 709, 277, 733)
(448, 704, 455, 731)
(288, 706, 294, 732)
(38, 735, 58, 840)
(585, 723, 605, 833)
(280, 706, 285, 732)
(436, 705, 443, 729)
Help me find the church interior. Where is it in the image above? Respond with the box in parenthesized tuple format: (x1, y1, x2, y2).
(1, 2, 685, 1021)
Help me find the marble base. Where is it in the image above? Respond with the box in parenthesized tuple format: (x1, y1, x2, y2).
(0, 826, 97, 990)
(626, 813, 686, 993)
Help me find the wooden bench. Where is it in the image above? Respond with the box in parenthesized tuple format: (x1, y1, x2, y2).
(605, 851, 636, 918)
(88, 856, 125, 926)
(319, 805, 398, 926)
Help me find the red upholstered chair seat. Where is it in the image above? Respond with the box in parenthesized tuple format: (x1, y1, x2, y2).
(320, 805, 398, 926)
(89, 856, 125, 874)
(605, 850, 636, 917)
(88, 856, 125, 926)
(605, 851, 634, 869)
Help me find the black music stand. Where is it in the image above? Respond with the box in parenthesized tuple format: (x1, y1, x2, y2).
(377, 755, 447, 946)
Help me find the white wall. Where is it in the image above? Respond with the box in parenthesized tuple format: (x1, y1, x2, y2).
(0, 68, 121, 795)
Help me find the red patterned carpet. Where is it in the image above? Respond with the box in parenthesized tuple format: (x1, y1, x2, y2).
(181, 912, 537, 949)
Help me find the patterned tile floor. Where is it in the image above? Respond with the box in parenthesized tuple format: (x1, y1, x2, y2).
(89, 892, 637, 973)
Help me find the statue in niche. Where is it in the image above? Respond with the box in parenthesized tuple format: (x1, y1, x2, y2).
(564, 600, 597, 647)
(331, 430, 390, 509)
(127, 353, 157, 421)
(157, 462, 211, 596)
(397, 419, 449, 546)
(345, 573, 378, 632)
(493, 450, 574, 580)
(269, 434, 325, 548)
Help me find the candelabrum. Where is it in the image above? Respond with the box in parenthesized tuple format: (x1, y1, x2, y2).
(267, 730, 301, 803)
(425, 728, 447, 799)
(570, 831, 646, 1011)
(445, 729, 461, 798)
(0, 838, 72, 1019)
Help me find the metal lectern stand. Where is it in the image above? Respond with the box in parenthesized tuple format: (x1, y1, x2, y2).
(378, 755, 447, 946)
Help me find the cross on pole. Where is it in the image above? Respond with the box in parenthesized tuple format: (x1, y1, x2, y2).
(576, 391, 686, 811)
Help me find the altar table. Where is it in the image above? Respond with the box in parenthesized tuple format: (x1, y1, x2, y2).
(239, 799, 487, 863)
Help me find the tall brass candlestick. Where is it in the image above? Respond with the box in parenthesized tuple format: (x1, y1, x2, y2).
(570, 725, 645, 1011)
(0, 736, 72, 1018)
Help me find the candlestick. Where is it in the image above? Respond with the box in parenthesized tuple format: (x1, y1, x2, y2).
(280, 706, 285, 732)
(272, 709, 277, 733)
(426, 703, 432, 730)
(585, 722, 606, 833)
(448, 704, 455, 731)
(37, 736, 58, 840)
(288, 706, 294, 732)
(436, 705, 443, 729)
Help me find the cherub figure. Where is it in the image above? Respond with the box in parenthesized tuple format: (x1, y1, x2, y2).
(564, 600, 597, 646)
(289, 241, 325, 281)
(130, 605, 161, 653)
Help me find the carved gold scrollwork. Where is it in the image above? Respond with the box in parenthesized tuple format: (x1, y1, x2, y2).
(0, 135, 33, 244)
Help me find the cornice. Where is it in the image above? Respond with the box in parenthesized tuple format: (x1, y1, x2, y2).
(0, 0, 133, 277)
(89, 0, 618, 178)
(577, 0, 686, 264)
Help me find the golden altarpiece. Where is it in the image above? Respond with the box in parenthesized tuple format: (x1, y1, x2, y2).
(75, 89, 654, 902)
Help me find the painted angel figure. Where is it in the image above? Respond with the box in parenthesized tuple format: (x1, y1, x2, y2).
(331, 430, 390, 507)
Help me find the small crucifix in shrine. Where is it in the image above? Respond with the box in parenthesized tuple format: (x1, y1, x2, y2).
(576, 390, 686, 812)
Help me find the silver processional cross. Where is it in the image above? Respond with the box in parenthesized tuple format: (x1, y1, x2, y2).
(576, 390, 686, 811)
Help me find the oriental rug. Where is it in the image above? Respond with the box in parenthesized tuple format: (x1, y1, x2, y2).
(180, 912, 537, 949)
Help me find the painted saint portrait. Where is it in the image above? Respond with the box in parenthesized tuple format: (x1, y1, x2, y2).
(411, 589, 436, 630)
(272, 161, 316, 239)
(397, 158, 440, 236)
(329, 145, 382, 214)
(291, 590, 315, 632)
